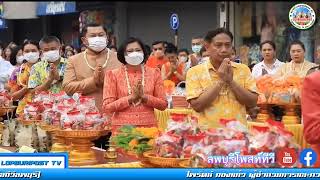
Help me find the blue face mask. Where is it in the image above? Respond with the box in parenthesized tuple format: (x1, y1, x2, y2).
(192, 45, 202, 53)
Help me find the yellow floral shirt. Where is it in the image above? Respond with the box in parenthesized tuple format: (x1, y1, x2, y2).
(186, 61, 257, 128)
(7, 63, 33, 115)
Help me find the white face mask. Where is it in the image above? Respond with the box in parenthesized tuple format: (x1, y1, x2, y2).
(87, 37, 108, 52)
(42, 50, 60, 62)
(179, 56, 188, 62)
(192, 45, 202, 53)
(16, 55, 25, 64)
(125, 52, 144, 65)
(24, 52, 39, 63)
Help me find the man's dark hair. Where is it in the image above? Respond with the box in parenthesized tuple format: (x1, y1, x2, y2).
(81, 23, 107, 37)
(152, 41, 165, 47)
(117, 37, 148, 65)
(164, 43, 177, 54)
(260, 40, 276, 50)
(192, 36, 203, 40)
(204, 28, 233, 43)
(39, 36, 61, 47)
(178, 49, 189, 55)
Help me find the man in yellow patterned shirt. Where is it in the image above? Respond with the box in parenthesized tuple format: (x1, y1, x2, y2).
(186, 28, 258, 128)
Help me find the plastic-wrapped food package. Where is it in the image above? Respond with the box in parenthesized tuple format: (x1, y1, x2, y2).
(79, 96, 97, 113)
(155, 133, 183, 158)
(0, 91, 11, 107)
(182, 133, 205, 158)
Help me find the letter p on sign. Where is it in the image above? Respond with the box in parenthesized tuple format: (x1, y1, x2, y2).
(170, 13, 179, 30)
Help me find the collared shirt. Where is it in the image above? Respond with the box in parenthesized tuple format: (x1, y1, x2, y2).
(186, 60, 257, 128)
(0, 59, 14, 92)
(7, 63, 33, 115)
(251, 59, 284, 79)
(28, 58, 67, 94)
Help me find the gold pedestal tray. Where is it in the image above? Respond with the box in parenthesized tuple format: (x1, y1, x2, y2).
(143, 151, 189, 167)
(51, 129, 69, 153)
(17, 116, 42, 126)
(38, 124, 66, 153)
(60, 129, 110, 166)
(280, 104, 300, 124)
(0, 106, 17, 117)
(256, 104, 270, 123)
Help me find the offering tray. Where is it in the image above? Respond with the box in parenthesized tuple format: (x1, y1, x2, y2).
(143, 151, 189, 167)
(59, 129, 111, 166)
(0, 106, 17, 117)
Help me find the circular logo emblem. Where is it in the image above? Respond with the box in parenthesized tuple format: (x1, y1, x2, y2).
(276, 148, 298, 167)
(289, 3, 316, 30)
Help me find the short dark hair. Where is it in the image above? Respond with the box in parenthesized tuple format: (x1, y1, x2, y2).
(260, 40, 276, 50)
(81, 23, 107, 37)
(39, 36, 61, 47)
(22, 40, 39, 51)
(117, 37, 148, 65)
(204, 28, 233, 43)
(152, 41, 165, 47)
(9, 46, 22, 66)
(289, 40, 305, 52)
(192, 36, 203, 40)
(178, 49, 189, 55)
(199, 46, 207, 56)
(164, 43, 177, 54)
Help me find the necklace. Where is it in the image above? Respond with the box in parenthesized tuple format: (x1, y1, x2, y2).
(290, 61, 305, 75)
(18, 64, 27, 87)
(84, 49, 110, 70)
(124, 65, 145, 106)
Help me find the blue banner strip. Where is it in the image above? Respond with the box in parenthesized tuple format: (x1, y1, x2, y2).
(0, 168, 320, 179)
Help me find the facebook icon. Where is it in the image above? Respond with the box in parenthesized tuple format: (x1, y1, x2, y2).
(300, 148, 317, 167)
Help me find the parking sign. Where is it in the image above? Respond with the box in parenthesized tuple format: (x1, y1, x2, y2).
(170, 13, 179, 30)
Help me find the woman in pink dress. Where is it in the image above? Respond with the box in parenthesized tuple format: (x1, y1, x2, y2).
(103, 37, 167, 131)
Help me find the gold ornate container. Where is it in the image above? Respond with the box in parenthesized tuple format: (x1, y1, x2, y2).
(256, 104, 270, 122)
(61, 129, 110, 166)
(282, 104, 300, 124)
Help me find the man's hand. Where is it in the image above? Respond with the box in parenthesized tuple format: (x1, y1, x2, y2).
(217, 58, 233, 84)
(48, 63, 60, 81)
(170, 64, 177, 73)
(190, 54, 199, 67)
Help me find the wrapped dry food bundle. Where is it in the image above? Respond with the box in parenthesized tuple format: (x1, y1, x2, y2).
(0, 91, 12, 107)
(147, 113, 300, 168)
(23, 91, 109, 130)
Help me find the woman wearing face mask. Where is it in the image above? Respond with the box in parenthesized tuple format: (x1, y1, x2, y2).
(103, 37, 167, 132)
(2, 41, 40, 147)
(178, 49, 190, 73)
(7, 40, 39, 115)
(198, 46, 210, 65)
(276, 40, 318, 78)
(9, 46, 24, 67)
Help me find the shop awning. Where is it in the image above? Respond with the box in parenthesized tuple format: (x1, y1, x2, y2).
(36, 2, 76, 16)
